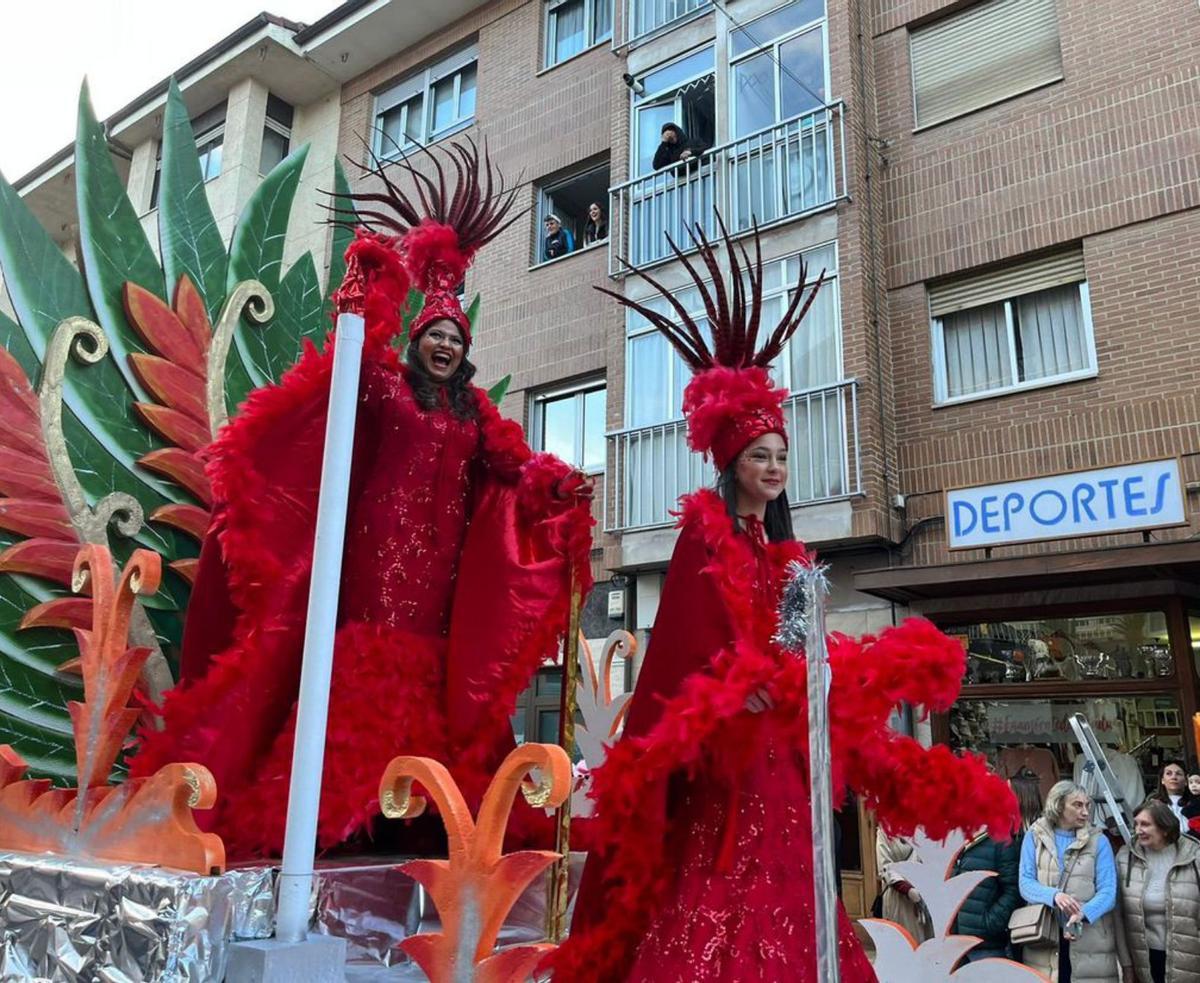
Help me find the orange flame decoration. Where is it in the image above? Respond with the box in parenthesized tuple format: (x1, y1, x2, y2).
(0, 544, 224, 875)
(379, 743, 572, 982)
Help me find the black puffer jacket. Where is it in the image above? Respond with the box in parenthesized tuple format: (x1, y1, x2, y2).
(951, 832, 1022, 956)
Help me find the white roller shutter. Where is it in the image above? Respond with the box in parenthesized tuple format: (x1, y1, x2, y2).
(911, 0, 1063, 128)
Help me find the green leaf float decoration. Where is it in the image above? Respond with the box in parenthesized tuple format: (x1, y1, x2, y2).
(158, 79, 228, 325)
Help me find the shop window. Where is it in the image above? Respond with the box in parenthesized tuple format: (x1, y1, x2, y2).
(149, 102, 226, 210)
(533, 160, 610, 264)
(374, 44, 477, 157)
(949, 695, 1186, 809)
(945, 612, 1173, 687)
(531, 378, 606, 474)
(544, 0, 612, 68)
(909, 0, 1063, 129)
(930, 249, 1097, 405)
(259, 94, 294, 174)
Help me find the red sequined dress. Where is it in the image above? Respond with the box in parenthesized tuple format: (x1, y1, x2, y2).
(130, 328, 592, 859)
(558, 489, 876, 982)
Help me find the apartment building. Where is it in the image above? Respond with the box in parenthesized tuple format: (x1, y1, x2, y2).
(9, 0, 1198, 913)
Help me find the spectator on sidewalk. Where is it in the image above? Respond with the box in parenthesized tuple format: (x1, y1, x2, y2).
(876, 828, 933, 943)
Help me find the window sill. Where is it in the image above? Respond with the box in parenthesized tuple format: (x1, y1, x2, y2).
(537, 38, 612, 77)
(912, 76, 1064, 133)
(932, 368, 1097, 409)
(529, 238, 608, 272)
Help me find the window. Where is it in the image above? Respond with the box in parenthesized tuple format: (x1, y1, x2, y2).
(511, 667, 565, 746)
(533, 159, 610, 264)
(632, 45, 715, 177)
(930, 249, 1096, 404)
(910, 0, 1063, 129)
(545, 0, 612, 68)
(532, 379, 606, 473)
(374, 45, 478, 156)
(149, 102, 226, 210)
(622, 243, 846, 510)
(729, 0, 828, 138)
(259, 94, 293, 174)
(947, 612, 1173, 687)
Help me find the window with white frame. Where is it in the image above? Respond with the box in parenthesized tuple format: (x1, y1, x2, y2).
(929, 249, 1096, 405)
(149, 102, 225, 210)
(374, 45, 478, 157)
(259, 94, 293, 174)
(910, 0, 1063, 129)
(544, 0, 612, 68)
(729, 0, 828, 138)
(531, 379, 607, 473)
(619, 243, 845, 516)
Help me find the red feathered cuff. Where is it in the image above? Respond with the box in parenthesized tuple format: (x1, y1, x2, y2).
(333, 230, 411, 348)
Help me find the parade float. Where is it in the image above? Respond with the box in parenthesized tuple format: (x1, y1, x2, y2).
(0, 78, 1049, 983)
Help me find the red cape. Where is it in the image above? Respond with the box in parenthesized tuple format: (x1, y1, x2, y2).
(554, 491, 1016, 981)
(131, 333, 592, 858)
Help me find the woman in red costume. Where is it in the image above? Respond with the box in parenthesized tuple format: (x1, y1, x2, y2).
(553, 221, 1018, 982)
(131, 142, 592, 859)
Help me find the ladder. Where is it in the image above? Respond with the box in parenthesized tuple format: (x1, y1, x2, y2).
(1068, 712, 1133, 847)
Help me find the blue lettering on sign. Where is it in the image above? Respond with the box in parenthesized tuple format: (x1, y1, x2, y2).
(1124, 475, 1147, 516)
(1151, 471, 1171, 514)
(1030, 489, 1068, 526)
(1072, 483, 1096, 522)
(1097, 479, 1120, 518)
(980, 495, 1001, 533)
(949, 460, 1183, 548)
(953, 500, 977, 538)
(1003, 492, 1024, 529)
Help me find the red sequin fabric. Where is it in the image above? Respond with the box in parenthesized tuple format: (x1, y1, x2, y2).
(626, 718, 876, 981)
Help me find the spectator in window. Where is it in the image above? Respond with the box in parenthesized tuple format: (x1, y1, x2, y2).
(543, 214, 573, 261)
(584, 202, 607, 245)
(652, 122, 698, 171)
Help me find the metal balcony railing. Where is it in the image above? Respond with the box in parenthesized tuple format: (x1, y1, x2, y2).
(604, 378, 862, 533)
(608, 104, 847, 275)
(623, 0, 709, 47)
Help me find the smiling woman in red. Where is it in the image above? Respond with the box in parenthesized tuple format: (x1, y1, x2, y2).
(131, 143, 593, 859)
(553, 220, 1018, 982)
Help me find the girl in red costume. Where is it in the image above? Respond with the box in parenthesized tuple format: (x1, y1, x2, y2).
(131, 142, 592, 859)
(553, 221, 1018, 981)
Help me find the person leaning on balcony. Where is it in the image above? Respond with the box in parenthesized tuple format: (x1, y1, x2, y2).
(1115, 800, 1200, 983)
(1019, 780, 1120, 983)
(652, 122, 697, 171)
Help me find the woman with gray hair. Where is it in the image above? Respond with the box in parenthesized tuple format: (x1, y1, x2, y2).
(1116, 799, 1200, 983)
(1019, 780, 1119, 982)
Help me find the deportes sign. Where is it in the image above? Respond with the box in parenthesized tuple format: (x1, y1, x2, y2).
(947, 459, 1186, 550)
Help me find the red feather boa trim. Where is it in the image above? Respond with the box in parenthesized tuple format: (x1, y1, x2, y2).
(549, 490, 1017, 981)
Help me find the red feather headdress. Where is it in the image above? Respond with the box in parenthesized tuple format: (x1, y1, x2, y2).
(334, 138, 523, 347)
(599, 216, 826, 471)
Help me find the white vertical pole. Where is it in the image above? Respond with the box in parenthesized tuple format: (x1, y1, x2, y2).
(274, 311, 365, 944)
(803, 563, 840, 983)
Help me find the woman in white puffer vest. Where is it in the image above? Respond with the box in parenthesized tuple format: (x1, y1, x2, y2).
(1116, 799, 1200, 983)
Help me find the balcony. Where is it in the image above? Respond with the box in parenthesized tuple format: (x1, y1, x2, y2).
(623, 0, 709, 47)
(605, 379, 862, 533)
(608, 104, 847, 275)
